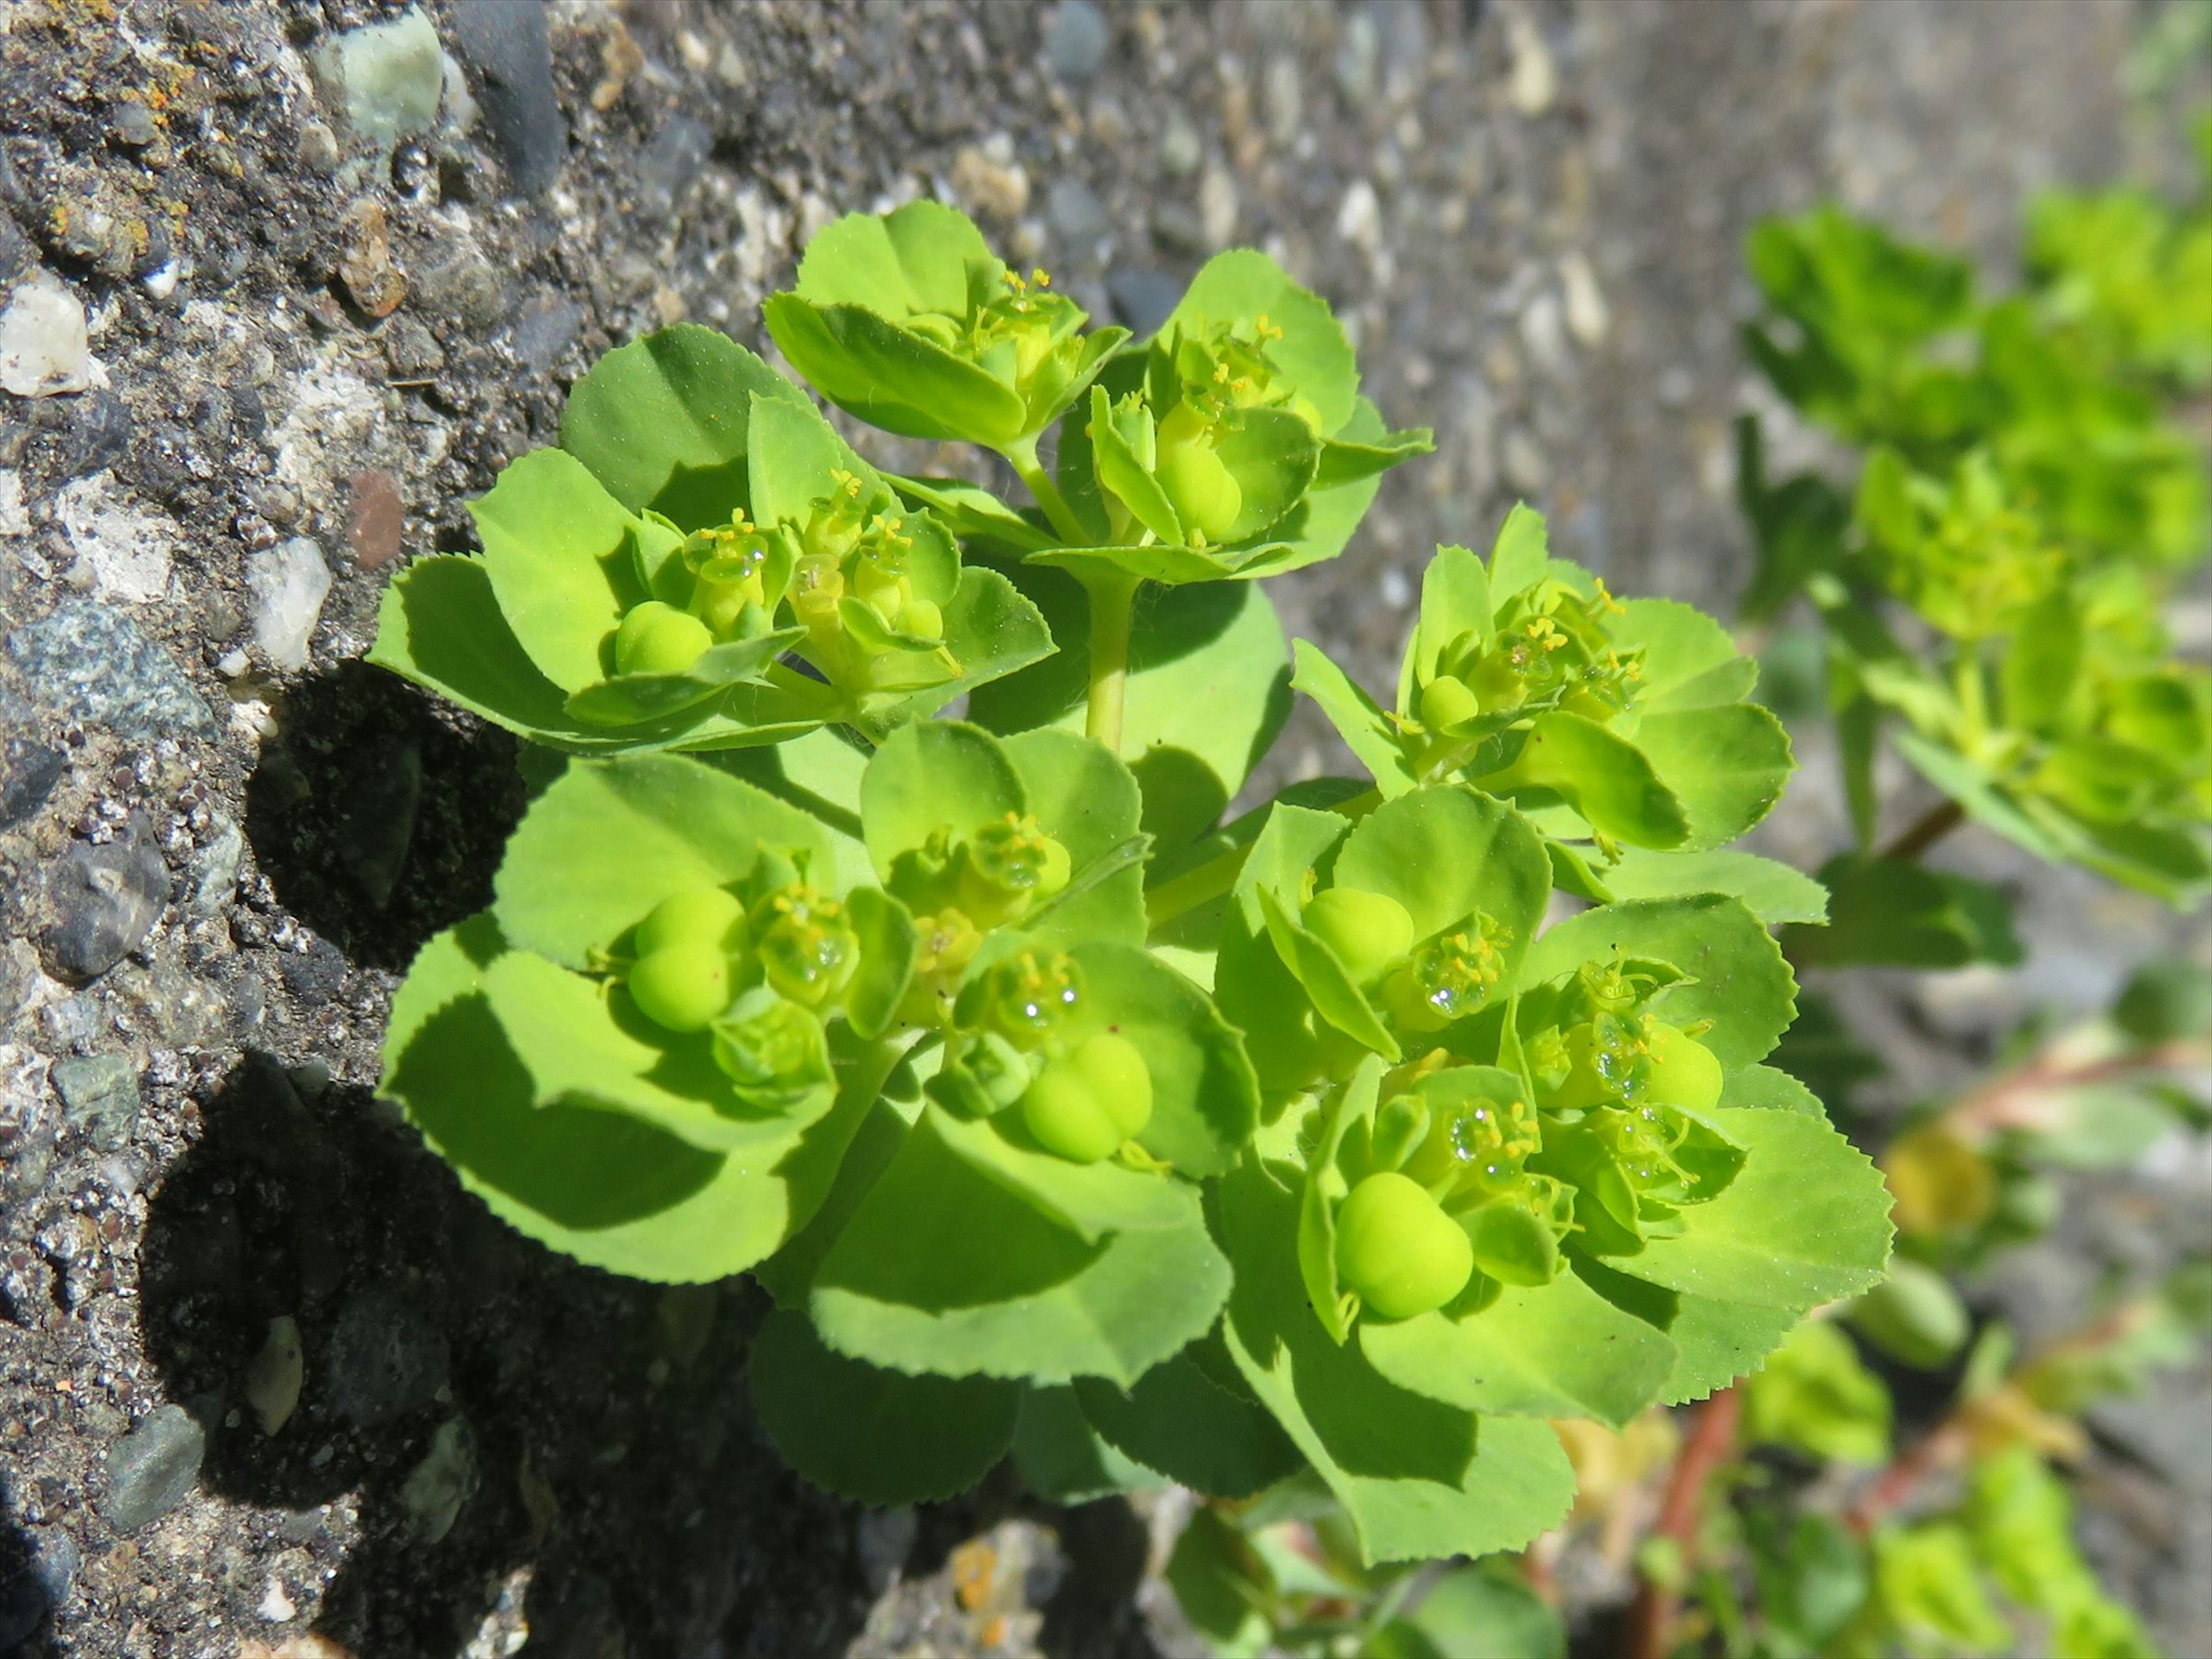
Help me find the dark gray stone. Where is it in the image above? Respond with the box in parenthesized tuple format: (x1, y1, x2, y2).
(4, 599, 217, 740)
(637, 116, 713, 221)
(0, 738, 64, 830)
(65, 389, 132, 479)
(450, 0, 566, 196)
(39, 820, 168, 984)
(505, 296, 584, 374)
(1047, 177, 1111, 253)
(48, 1055, 139, 1152)
(326, 1285, 450, 1429)
(278, 935, 350, 1006)
(100, 1405, 204, 1532)
(1107, 268, 1184, 338)
(1043, 0, 1110, 82)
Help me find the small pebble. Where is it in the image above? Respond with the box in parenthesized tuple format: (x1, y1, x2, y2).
(952, 138, 1030, 222)
(0, 270, 92, 397)
(247, 1316, 305, 1437)
(336, 199, 407, 320)
(247, 538, 332, 672)
(48, 1054, 139, 1151)
(39, 819, 168, 984)
(312, 6, 445, 159)
(450, 0, 565, 194)
(4, 598, 217, 738)
(399, 1418, 479, 1546)
(1043, 0, 1110, 82)
(1508, 8, 1558, 116)
(101, 1404, 206, 1532)
(346, 470, 406, 570)
(1159, 112, 1202, 179)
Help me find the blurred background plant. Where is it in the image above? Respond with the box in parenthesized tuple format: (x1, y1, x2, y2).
(1146, 92, 2210, 1659)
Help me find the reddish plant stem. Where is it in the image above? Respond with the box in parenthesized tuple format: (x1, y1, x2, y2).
(1880, 797, 1966, 863)
(1627, 1385, 1744, 1659)
(1848, 1416, 1968, 1536)
(1944, 1038, 2207, 1139)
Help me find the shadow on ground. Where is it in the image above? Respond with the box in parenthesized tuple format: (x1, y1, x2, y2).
(243, 662, 528, 973)
(137, 1051, 880, 1656)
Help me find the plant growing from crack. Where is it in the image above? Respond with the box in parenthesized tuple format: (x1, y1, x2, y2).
(369, 200, 1901, 1570)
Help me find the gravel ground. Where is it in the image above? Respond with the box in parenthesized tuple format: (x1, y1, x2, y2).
(0, 2, 2199, 1656)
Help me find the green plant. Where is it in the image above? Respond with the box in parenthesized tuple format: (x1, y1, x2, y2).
(368, 200, 1900, 1558)
(1144, 156, 2208, 1659)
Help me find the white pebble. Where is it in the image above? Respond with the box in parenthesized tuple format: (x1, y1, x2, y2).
(0, 270, 93, 397)
(248, 538, 334, 671)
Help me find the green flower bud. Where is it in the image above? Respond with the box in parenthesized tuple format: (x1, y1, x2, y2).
(1418, 674, 1480, 732)
(973, 949, 1084, 1049)
(960, 813, 1073, 928)
(1402, 1092, 1541, 1200)
(1302, 887, 1416, 987)
(634, 887, 747, 958)
(1382, 918, 1508, 1031)
(748, 885, 859, 1009)
(929, 1029, 1033, 1119)
(689, 550, 770, 637)
(1547, 1013, 1642, 1111)
(711, 986, 832, 1103)
(801, 469, 870, 562)
(1018, 1032, 1153, 1162)
(896, 907, 986, 1028)
(627, 942, 733, 1033)
(613, 601, 714, 676)
(1335, 1171, 1475, 1321)
(1642, 1020, 1723, 1114)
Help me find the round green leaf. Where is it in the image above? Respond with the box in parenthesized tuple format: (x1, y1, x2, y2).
(1332, 786, 1553, 966)
(1631, 704, 1795, 851)
(749, 1308, 1019, 1505)
(382, 918, 870, 1283)
(493, 754, 831, 970)
(809, 1108, 1232, 1386)
(1612, 1107, 1895, 1309)
(1518, 895, 1798, 1070)
(859, 718, 1025, 882)
(1074, 1343, 1304, 1498)
(1357, 1270, 1679, 1429)
(1002, 728, 1147, 946)
(558, 324, 809, 527)
(1163, 251, 1361, 435)
(1488, 712, 1691, 851)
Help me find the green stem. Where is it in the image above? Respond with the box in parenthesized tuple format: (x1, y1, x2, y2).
(1144, 786, 1383, 933)
(1005, 436, 1089, 548)
(1082, 569, 1141, 753)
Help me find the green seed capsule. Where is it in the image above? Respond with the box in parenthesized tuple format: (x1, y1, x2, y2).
(1418, 674, 1481, 732)
(1642, 1021, 1724, 1113)
(627, 942, 733, 1032)
(902, 596, 944, 642)
(1020, 1031, 1154, 1161)
(614, 601, 714, 676)
(1334, 1171, 1475, 1320)
(1302, 887, 1417, 987)
(635, 887, 747, 957)
(1154, 404, 1243, 544)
